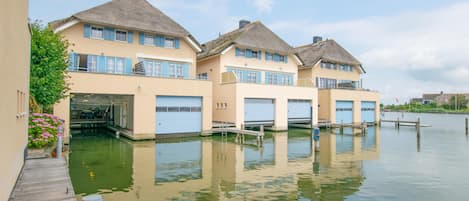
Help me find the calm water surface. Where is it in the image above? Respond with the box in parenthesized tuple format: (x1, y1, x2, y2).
(69, 112, 469, 201)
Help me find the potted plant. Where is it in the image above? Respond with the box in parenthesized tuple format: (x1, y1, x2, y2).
(27, 113, 65, 158)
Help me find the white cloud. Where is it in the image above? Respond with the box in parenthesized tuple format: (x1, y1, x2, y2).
(250, 0, 274, 13)
(269, 2, 469, 103)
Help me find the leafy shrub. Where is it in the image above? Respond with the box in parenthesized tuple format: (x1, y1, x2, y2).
(28, 113, 65, 148)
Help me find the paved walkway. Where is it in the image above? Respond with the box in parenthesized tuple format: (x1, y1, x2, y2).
(9, 158, 76, 201)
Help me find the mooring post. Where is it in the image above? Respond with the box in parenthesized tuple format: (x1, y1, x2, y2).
(397, 118, 400, 129)
(465, 117, 468, 135)
(416, 118, 421, 129)
(241, 123, 245, 130)
(260, 125, 264, 142)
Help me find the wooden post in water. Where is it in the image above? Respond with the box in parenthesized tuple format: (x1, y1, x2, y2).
(241, 123, 245, 130)
(417, 117, 421, 137)
(465, 117, 468, 135)
(396, 118, 400, 129)
(260, 125, 264, 142)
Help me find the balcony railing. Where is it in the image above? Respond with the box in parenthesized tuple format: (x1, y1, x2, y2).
(221, 72, 314, 87)
(68, 66, 208, 81)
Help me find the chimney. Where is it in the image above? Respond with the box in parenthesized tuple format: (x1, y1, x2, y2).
(313, 36, 323, 44)
(239, 20, 250, 29)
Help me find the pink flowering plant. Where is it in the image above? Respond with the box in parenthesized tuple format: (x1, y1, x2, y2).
(28, 113, 65, 148)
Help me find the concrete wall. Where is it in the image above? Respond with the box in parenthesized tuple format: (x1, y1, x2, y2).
(197, 47, 318, 130)
(54, 72, 212, 138)
(61, 22, 198, 76)
(0, 0, 30, 200)
(318, 89, 380, 123)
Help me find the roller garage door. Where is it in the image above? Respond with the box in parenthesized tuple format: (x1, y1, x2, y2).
(361, 101, 376, 123)
(244, 98, 274, 124)
(288, 99, 311, 123)
(336, 101, 353, 124)
(156, 96, 202, 134)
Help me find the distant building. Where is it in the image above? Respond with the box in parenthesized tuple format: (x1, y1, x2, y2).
(412, 92, 469, 107)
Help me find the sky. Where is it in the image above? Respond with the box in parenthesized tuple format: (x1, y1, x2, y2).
(29, 0, 469, 104)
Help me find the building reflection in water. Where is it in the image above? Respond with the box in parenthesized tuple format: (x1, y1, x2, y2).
(70, 127, 380, 201)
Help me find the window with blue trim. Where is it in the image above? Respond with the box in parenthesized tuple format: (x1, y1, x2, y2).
(169, 63, 184, 78)
(265, 52, 287, 63)
(144, 34, 155, 46)
(235, 48, 261, 59)
(265, 71, 293, 85)
(90, 26, 104, 39)
(227, 67, 260, 83)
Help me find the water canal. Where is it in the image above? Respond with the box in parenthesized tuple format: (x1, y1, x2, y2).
(68, 112, 469, 201)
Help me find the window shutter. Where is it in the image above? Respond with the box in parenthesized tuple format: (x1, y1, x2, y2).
(161, 61, 169, 77)
(183, 63, 189, 79)
(256, 71, 261, 83)
(265, 52, 270, 60)
(125, 58, 133, 74)
(277, 73, 283, 85)
(235, 48, 241, 56)
(83, 24, 91, 38)
(68, 52, 77, 71)
(175, 38, 180, 49)
(258, 51, 262, 60)
(156, 36, 164, 47)
(139, 32, 144, 45)
(273, 54, 279, 62)
(104, 27, 115, 41)
(127, 31, 133, 43)
(246, 49, 252, 58)
(284, 55, 288, 63)
(98, 55, 107, 73)
(265, 72, 270, 84)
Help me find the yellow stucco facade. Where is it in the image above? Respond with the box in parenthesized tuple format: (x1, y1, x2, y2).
(0, 0, 30, 200)
(299, 62, 380, 124)
(53, 22, 212, 140)
(197, 47, 318, 130)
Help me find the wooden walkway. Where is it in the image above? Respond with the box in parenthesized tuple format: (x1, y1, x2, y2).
(9, 158, 76, 201)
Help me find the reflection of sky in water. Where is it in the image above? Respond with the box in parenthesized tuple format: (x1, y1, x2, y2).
(288, 136, 312, 160)
(155, 140, 202, 183)
(244, 139, 275, 169)
(362, 127, 376, 150)
(336, 131, 354, 153)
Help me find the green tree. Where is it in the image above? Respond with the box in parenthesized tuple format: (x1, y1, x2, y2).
(450, 95, 469, 110)
(30, 21, 70, 112)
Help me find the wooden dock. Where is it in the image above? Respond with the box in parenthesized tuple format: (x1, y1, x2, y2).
(201, 123, 265, 143)
(380, 118, 431, 128)
(9, 158, 76, 201)
(330, 123, 368, 136)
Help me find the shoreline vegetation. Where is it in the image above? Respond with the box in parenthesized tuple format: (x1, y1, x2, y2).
(384, 103, 469, 115)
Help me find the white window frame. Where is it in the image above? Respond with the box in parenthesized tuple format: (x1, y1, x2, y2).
(115, 30, 127, 42)
(144, 34, 155, 46)
(90, 26, 104, 40)
(164, 37, 175, 48)
(247, 71, 257, 83)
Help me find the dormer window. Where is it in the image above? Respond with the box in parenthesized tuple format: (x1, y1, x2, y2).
(339, 64, 353, 72)
(90, 26, 104, 39)
(320, 62, 337, 70)
(115, 30, 127, 42)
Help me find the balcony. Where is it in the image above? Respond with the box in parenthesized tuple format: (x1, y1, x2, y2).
(221, 72, 314, 87)
(68, 62, 208, 81)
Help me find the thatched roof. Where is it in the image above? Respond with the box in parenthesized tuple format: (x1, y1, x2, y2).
(50, 0, 195, 39)
(198, 21, 293, 59)
(295, 39, 365, 72)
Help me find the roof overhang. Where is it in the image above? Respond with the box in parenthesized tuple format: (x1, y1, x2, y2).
(185, 36, 202, 53)
(292, 54, 304, 66)
(53, 19, 79, 33)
